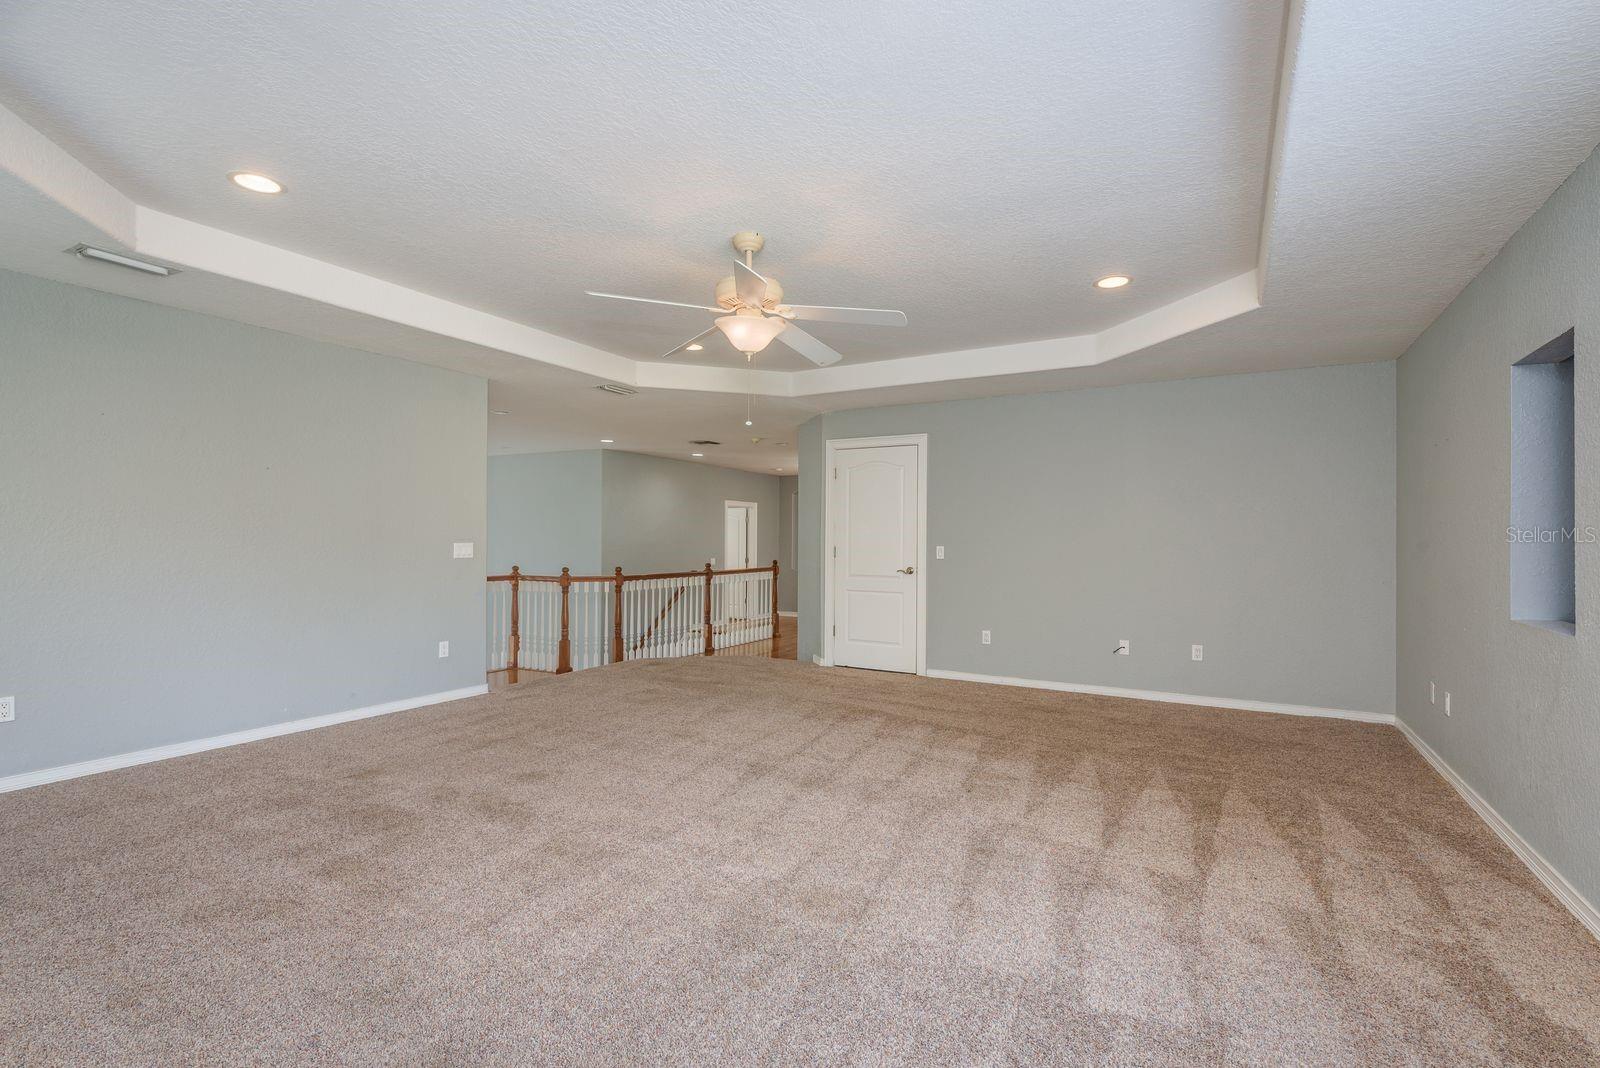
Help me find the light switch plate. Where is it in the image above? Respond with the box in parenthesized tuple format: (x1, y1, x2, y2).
(438, 641, 450, 658)
(936, 545, 945, 559)
(452, 542, 474, 559)
(0, 696, 14, 722)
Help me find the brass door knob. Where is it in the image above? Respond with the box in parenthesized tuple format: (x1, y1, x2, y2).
(898, 566, 915, 575)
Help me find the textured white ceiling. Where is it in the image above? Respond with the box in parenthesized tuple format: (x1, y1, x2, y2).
(4, 0, 1600, 473)
(0, 0, 1283, 369)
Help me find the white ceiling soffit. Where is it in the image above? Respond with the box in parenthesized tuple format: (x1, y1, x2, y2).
(3, 0, 1600, 411)
(0, 105, 1261, 398)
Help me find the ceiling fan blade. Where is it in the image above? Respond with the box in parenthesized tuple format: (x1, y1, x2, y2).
(775, 323, 843, 367)
(733, 260, 769, 309)
(782, 304, 908, 327)
(585, 290, 723, 313)
(658, 327, 717, 359)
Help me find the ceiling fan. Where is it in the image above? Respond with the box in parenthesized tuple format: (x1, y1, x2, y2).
(585, 231, 907, 367)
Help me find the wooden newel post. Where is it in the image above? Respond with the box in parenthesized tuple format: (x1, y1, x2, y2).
(557, 567, 573, 674)
(703, 563, 715, 657)
(612, 566, 625, 664)
(771, 559, 780, 656)
(508, 565, 522, 682)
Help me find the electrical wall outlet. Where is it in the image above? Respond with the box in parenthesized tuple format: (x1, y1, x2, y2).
(1116, 640, 1130, 655)
(936, 545, 945, 559)
(0, 696, 12, 722)
(1443, 692, 1452, 716)
(981, 629, 992, 645)
(453, 541, 475, 559)
(438, 641, 450, 658)
(1191, 644, 1204, 661)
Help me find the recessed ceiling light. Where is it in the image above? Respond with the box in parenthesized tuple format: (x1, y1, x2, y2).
(691, 452, 704, 458)
(229, 172, 283, 194)
(490, 409, 511, 415)
(1094, 274, 1131, 290)
(685, 343, 703, 351)
(600, 438, 614, 444)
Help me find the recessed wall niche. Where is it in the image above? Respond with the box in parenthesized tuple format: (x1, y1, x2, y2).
(1510, 329, 1576, 634)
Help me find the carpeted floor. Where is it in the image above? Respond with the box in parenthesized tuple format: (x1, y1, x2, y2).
(4, 658, 1598, 1065)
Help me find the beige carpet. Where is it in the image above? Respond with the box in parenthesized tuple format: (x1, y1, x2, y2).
(3, 658, 1598, 1065)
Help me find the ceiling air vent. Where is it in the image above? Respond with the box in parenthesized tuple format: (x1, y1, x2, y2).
(689, 440, 721, 446)
(594, 383, 637, 397)
(67, 243, 179, 277)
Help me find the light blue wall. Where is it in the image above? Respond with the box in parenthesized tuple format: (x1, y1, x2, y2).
(799, 361, 1397, 716)
(778, 475, 798, 613)
(1398, 143, 1600, 908)
(487, 450, 786, 578)
(487, 451, 603, 575)
(0, 269, 488, 779)
(600, 451, 782, 576)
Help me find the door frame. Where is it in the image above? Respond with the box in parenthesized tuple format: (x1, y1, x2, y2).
(821, 433, 928, 674)
(722, 500, 758, 568)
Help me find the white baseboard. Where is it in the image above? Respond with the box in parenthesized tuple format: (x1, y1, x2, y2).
(0, 684, 489, 795)
(1397, 720, 1600, 942)
(921, 668, 1395, 724)
(778, 610, 798, 618)
(811, 654, 830, 667)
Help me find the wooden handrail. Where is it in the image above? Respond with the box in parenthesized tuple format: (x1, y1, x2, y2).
(487, 564, 778, 583)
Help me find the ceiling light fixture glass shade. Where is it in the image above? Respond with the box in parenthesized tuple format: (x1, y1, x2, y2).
(714, 312, 787, 354)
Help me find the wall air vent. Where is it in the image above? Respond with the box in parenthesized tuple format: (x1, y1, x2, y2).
(66, 243, 179, 277)
(689, 440, 721, 446)
(594, 383, 637, 396)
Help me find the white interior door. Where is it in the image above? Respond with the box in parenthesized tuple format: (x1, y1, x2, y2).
(723, 502, 755, 620)
(831, 444, 919, 672)
(723, 504, 751, 569)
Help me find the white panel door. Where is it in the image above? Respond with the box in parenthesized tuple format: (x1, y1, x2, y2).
(724, 505, 749, 568)
(723, 502, 754, 620)
(832, 444, 919, 672)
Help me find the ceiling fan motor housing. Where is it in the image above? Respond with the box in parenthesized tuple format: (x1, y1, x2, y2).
(715, 273, 782, 311)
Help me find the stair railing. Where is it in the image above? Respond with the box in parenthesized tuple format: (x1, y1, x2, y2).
(487, 561, 779, 679)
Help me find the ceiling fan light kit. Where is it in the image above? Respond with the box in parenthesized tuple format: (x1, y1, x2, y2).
(715, 308, 787, 354)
